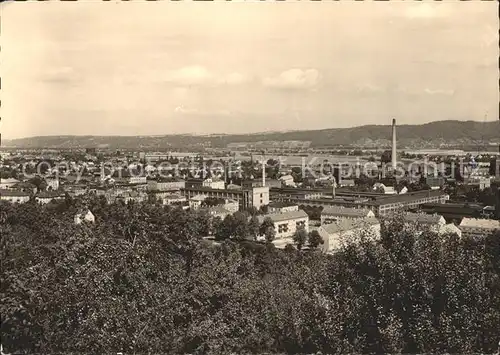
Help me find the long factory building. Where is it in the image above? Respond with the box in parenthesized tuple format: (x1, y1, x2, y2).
(270, 187, 449, 217)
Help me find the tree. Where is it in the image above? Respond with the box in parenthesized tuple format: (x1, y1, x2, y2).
(293, 226, 308, 250)
(308, 230, 324, 249)
(233, 212, 250, 241)
(260, 217, 274, 236)
(28, 176, 47, 192)
(215, 214, 235, 241)
(264, 226, 276, 243)
(248, 215, 260, 241)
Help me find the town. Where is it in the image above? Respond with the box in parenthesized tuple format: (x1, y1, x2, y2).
(2, 120, 500, 250)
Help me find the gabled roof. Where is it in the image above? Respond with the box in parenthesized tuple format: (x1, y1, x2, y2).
(36, 191, 65, 198)
(459, 218, 500, 229)
(258, 210, 308, 224)
(0, 178, 20, 184)
(403, 212, 444, 224)
(321, 217, 380, 235)
(207, 206, 231, 215)
(322, 206, 372, 218)
(0, 189, 30, 197)
(190, 195, 207, 201)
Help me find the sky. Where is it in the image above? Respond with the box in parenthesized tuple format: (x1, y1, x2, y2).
(1, 1, 498, 139)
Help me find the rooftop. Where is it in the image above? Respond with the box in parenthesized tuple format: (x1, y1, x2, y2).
(258, 210, 309, 223)
(0, 189, 30, 197)
(403, 212, 445, 224)
(322, 206, 372, 218)
(321, 217, 380, 235)
(269, 201, 298, 208)
(459, 218, 500, 229)
(0, 178, 21, 184)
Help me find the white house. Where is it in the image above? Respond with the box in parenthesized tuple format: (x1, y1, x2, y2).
(74, 209, 95, 225)
(459, 218, 500, 238)
(318, 218, 381, 253)
(0, 189, 30, 204)
(258, 210, 309, 239)
(321, 207, 375, 225)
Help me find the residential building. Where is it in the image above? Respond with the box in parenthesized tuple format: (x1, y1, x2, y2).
(206, 206, 232, 220)
(115, 191, 147, 204)
(0, 189, 31, 204)
(268, 202, 299, 214)
(318, 218, 381, 253)
(45, 177, 60, 191)
(459, 218, 500, 238)
(11, 182, 37, 194)
(162, 193, 187, 206)
(35, 191, 65, 205)
(321, 206, 375, 225)
(189, 195, 206, 210)
(0, 178, 20, 189)
(403, 212, 446, 226)
(257, 210, 309, 239)
(74, 209, 95, 225)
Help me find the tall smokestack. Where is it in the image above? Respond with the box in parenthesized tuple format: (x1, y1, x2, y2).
(262, 157, 266, 187)
(392, 118, 397, 171)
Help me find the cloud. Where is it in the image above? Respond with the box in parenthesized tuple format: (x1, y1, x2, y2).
(263, 68, 320, 90)
(163, 66, 250, 87)
(40, 66, 81, 84)
(424, 88, 455, 96)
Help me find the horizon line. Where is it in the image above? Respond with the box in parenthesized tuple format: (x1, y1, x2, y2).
(3, 119, 498, 141)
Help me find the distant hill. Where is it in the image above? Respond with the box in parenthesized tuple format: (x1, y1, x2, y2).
(2, 120, 499, 149)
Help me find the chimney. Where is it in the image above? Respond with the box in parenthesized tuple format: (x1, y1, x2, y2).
(332, 181, 336, 199)
(391, 118, 397, 171)
(262, 157, 266, 187)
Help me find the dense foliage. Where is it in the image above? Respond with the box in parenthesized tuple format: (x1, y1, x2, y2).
(1, 198, 499, 354)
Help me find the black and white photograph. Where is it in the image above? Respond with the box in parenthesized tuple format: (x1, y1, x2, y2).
(1, 1, 499, 354)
